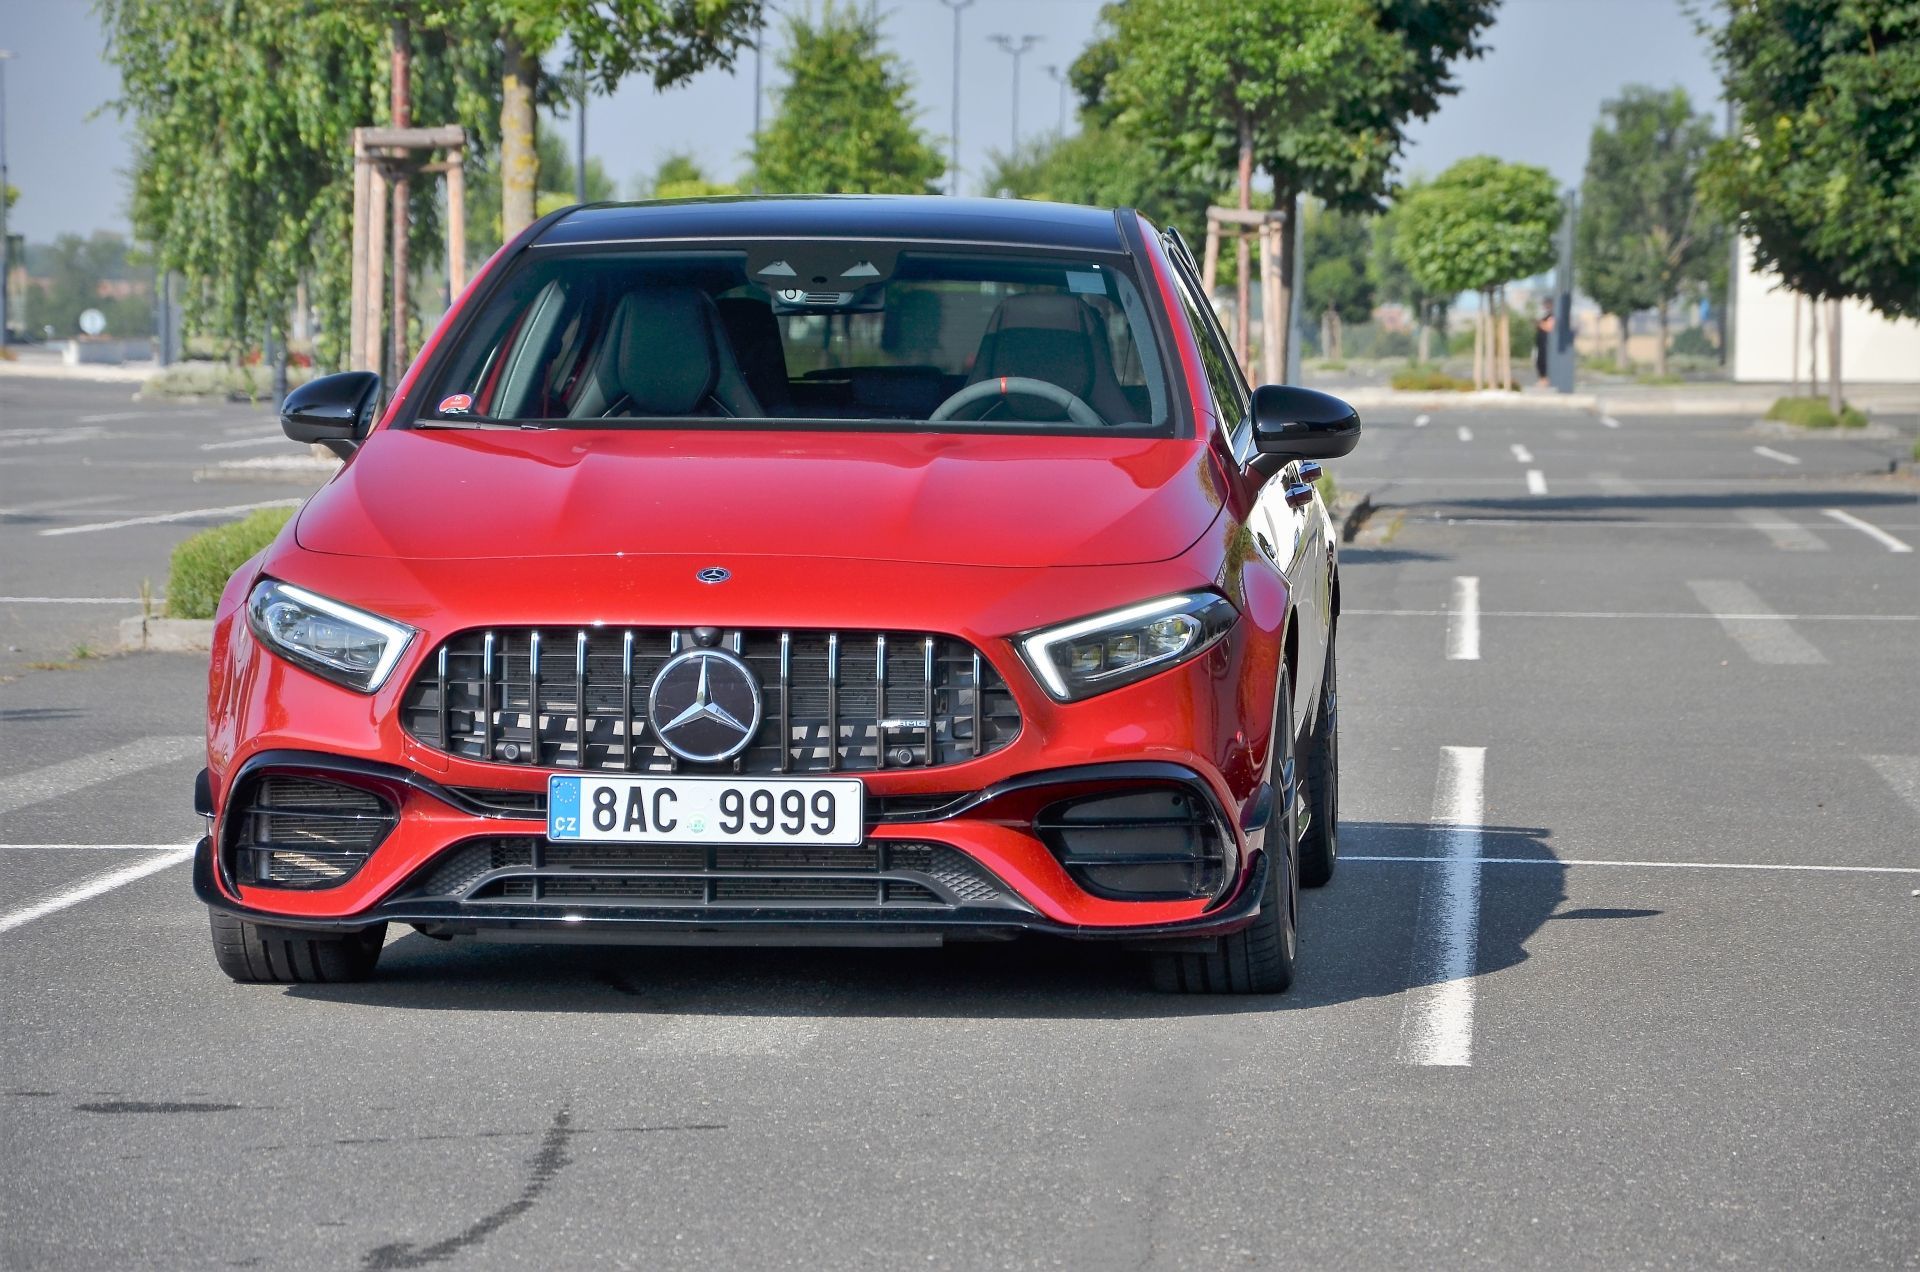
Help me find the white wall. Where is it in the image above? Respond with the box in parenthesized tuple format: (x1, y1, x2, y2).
(1732, 238, 1920, 383)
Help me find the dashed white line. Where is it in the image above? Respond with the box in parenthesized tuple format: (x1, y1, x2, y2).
(1752, 445, 1801, 466)
(1414, 414, 1431, 428)
(0, 493, 124, 517)
(1822, 508, 1914, 553)
(197, 434, 288, 452)
(1396, 745, 1486, 1068)
(1456, 425, 1474, 443)
(0, 427, 107, 450)
(38, 498, 300, 538)
(0, 596, 148, 605)
(0, 736, 203, 816)
(76, 412, 152, 424)
(1525, 469, 1548, 496)
(0, 846, 195, 935)
(1600, 415, 1620, 429)
(1348, 856, 1920, 875)
(1736, 508, 1828, 552)
(1688, 580, 1827, 664)
(1865, 755, 1920, 822)
(1446, 576, 1480, 661)
(1509, 444, 1534, 463)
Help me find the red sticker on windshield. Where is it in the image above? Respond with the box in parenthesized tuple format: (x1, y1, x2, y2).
(438, 393, 473, 415)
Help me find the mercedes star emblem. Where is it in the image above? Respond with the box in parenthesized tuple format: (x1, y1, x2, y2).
(647, 648, 762, 763)
(696, 566, 731, 584)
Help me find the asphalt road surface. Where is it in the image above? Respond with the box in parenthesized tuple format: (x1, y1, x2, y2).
(2, 380, 1916, 1270)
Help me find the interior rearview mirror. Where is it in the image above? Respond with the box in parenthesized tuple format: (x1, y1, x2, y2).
(1248, 384, 1362, 477)
(281, 371, 382, 459)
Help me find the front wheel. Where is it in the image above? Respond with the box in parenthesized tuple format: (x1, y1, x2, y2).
(209, 910, 386, 983)
(1298, 638, 1339, 888)
(1148, 680, 1299, 995)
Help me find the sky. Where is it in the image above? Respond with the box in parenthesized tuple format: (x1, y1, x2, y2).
(0, 0, 1727, 246)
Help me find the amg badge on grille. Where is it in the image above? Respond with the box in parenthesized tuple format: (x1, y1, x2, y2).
(647, 649, 763, 762)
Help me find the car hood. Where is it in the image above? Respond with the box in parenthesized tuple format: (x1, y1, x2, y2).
(294, 426, 1227, 568)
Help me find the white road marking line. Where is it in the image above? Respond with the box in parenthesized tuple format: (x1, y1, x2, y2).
(1414, 414, 1431, 427)
(0, 846, 195, 935)
(1736, 508, 1828, 552)
(1865, 755, 1920, 822)
(1348, 856, 1920, 875)
(1600, 415, 1620, 428)
(0, 596, 147, 604)
(1525, 469, 1548, 496)
(1688, 579, 1827, 664)
(76, 412, 152, 424)
(0, 428, 107, 450)
(1397, 745, 1486, 1068)
(1822, 508, 1914, 553)
(0, 843, 198, 851)
(38, 498, 300, 538)
(0, 492, 124, 516)
(0, 736, 203, 817)
(1456, 425, 1473, 442)
(1509, 444, 1534, 463)
(197, 434, 287, 452)
(1446, 576, 1480, 661)
(1752, 445, 1801, 466)
(1347, 607, 1916, 622)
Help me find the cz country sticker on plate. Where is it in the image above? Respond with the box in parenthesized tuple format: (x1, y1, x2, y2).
(547, 775, 865, 847)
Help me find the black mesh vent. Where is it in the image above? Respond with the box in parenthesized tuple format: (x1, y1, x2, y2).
(403, 836, 1020, 912)
(230, 775, 397, 890)
(400, 627, 1021, 773)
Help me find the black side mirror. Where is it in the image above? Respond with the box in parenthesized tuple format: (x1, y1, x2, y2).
(1248, 384, 1361, 477)
(281, 371, 381, 459)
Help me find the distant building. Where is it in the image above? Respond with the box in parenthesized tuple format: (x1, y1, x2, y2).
(1731, 239, 1920, 384)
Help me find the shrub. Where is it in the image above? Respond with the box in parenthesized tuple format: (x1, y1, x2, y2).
(1766, 396, 1868, 429)
(165, 506, 296, 619)
(1668, 325, 1719, 358)
(142, 360, 313, 401)
(1390, 365, 1475, 391)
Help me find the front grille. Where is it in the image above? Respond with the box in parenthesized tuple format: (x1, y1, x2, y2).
(402, 628, 1021, 774)
(231, 775, 397, 889)
(403, 836, 1022, 912)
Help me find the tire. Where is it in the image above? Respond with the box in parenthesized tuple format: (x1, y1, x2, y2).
(1298, 636, 1339, 888)
(209, 909, 386, 983)
(1148, 679, 1299, 995)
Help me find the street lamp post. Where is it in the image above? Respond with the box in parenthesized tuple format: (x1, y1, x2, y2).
(937, 0, 974, 195)
(988, 34, 1041, 155)
(0, 50, 13, 347)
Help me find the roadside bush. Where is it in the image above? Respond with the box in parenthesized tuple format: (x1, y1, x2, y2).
(1766, 396, 1868, 429)
(165, 507, 295, 619)
(1668, 325, 1719, 359)
(142, 360, 313, 401)
(1390, 365, 1475, 392)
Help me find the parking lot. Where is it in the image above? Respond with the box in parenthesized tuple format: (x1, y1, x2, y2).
(2, 376, 1916, 1269)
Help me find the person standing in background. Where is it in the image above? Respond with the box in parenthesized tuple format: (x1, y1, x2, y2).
(1534, 299, 1554, 387)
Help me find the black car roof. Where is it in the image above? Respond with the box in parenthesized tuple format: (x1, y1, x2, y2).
(534, 195, 1133, 253)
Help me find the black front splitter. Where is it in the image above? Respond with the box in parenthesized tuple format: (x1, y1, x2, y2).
(191, 837, 1269, 948)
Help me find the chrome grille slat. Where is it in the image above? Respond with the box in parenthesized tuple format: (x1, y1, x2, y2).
(404, 626, 1020, 774)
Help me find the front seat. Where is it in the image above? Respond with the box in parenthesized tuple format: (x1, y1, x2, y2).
(965, 292, 1135, 424)
(570, 285, 764, 419)
(714, 296, 793, 413)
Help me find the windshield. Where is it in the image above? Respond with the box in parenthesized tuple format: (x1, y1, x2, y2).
(419, 245, 1172, 434)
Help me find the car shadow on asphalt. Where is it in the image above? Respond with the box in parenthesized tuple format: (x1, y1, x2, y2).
(283, 819, 1611, 1021)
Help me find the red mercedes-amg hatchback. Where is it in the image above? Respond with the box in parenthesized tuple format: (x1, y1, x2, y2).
(195, 196, 1359, 993)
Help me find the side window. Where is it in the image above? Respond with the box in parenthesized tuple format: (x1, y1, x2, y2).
(1164, 248, 1250, 440)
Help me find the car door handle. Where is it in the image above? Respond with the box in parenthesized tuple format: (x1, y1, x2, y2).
(1284, 483, 1315, 509)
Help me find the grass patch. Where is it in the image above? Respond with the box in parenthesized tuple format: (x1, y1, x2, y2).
(1911, 435, 1919, 462)
(1766, 396, 1868, 429)
(165, 506, 296, 619)
(141, 361, 313, 401)
(1635, 373, 1685, 386)
(1312, 358, 1348, 373)
(1313, 467, 1337, 504)
(1389, 365, 1474, 392)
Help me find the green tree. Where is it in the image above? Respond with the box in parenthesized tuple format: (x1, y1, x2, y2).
(1702, 0, 1919, 413)
(22, 233, 153, 340)
(486, 1, 761, 238)
(981, 124, 1217, 227)
(1368, 183, 1448, 363)
(1394, 156, 1560, 388)
(1301, 203, 1375, 360)
(635, 152, 743, 200)
(1576, 86, 1724, 376)
(750, 3, 945, 195)
(464, 120, 619, 259)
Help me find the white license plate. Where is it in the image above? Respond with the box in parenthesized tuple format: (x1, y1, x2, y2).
(547, 775, 864, 847)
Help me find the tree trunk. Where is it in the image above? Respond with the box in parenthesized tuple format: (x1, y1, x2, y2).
(1270, 195, 1296, 384)
(1826, 298, 1842, 418)
(1472, 292, 1486, 390)
(1416, 315, 1430, 365)
(1655, 300, 1669, 379)
(1319, 310, 1332, 362)
(1789, 295, 1801, 393)
(1807, 299, 1820, 399)
(1499, 288, 1513, 390)
(1616, 313, 1630, 373)
(1234, 116, 1253, 372)
(501, 32, 539, 240)
(1330, 310, 1343, 362)
(388, 19, 412, 385)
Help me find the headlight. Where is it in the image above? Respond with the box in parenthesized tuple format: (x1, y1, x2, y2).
(1019, 592, 1237, 702)
(246, 579, 414, 693)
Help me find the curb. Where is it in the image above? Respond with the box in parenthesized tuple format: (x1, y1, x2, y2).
(1337, 492, 1375, 544)
(118, 616, 215, 653)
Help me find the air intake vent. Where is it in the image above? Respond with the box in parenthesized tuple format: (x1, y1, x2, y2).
(230, 775, 397, 889)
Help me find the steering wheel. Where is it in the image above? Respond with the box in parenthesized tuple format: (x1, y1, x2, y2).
(928, 376, 1105, 428)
